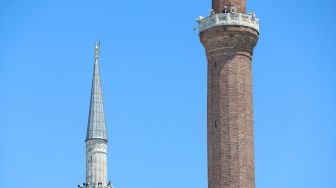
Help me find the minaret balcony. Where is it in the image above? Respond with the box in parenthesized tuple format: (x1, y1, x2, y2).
(77, 184, 113, 188)
(197, 12, 259, 33)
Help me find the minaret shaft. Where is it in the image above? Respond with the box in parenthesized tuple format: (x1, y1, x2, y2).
(199, 0, 259, 187)
(206, 48, 255, 188)
(86, 139, 108, 187)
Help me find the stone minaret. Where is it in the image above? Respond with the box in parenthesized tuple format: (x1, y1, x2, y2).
(197, 1, 259, 188)
(79, 41, 112, 188)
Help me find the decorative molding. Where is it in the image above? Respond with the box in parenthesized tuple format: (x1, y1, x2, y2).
(198, 13, 259, 33)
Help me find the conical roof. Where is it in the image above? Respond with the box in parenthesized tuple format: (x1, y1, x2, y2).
(86, 41, 108, 141)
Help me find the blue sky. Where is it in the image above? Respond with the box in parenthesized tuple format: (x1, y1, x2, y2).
(0, 0, 335, 188)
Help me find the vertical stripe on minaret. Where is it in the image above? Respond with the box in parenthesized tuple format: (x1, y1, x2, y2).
(199, 0, 259, 188)
(85, 41, 108, 187)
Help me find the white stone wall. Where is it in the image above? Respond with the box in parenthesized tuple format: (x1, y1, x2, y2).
(86, 139, 108, 187)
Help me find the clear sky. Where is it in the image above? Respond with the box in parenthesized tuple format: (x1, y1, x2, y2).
(0, 0, 335, 188)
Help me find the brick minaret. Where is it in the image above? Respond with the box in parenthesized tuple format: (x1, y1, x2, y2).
(198, 1, 259, 188)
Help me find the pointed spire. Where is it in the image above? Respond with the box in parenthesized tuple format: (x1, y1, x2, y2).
(86, 41, 108, 141)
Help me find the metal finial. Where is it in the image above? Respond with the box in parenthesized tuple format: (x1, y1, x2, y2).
(95, 40, 100, 60)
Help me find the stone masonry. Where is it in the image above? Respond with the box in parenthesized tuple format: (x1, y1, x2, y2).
(199, 1, 259, 188)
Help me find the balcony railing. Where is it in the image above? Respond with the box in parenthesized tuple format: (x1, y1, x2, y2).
(197, 13, 260, 33)
(77, 183, 114, 188)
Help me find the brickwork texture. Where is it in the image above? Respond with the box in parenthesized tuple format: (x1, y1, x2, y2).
(212, 0, 246, 13)
(200, 3, 259, 187)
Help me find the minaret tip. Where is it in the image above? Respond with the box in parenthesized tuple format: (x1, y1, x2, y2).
(86, 40, 107, 141)
(95, 40, 100, 60)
